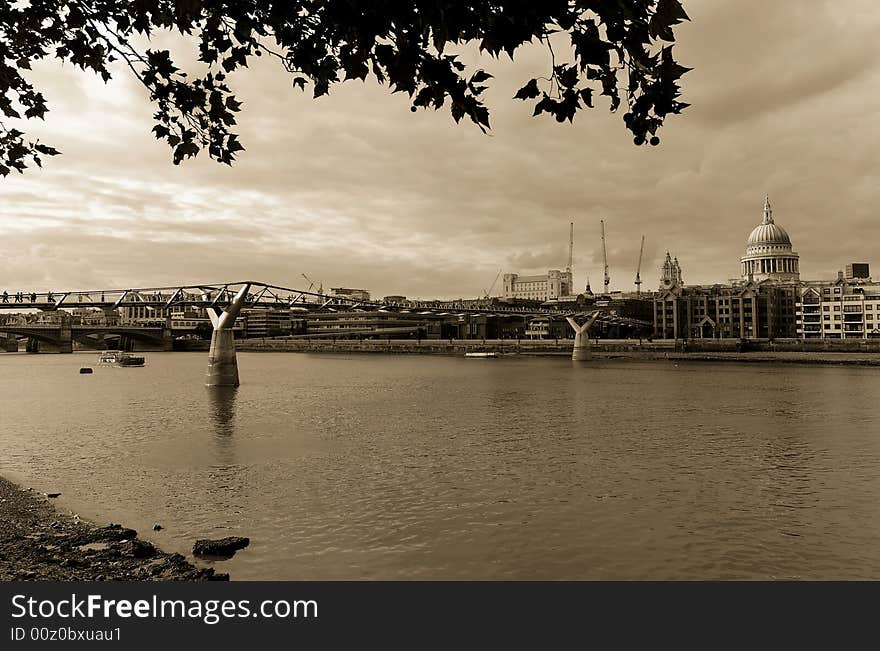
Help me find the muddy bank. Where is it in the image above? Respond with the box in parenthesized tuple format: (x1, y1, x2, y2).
(0, 476, 227, 581)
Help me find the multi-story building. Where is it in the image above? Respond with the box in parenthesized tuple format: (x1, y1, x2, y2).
(329, 288, 371, 302)
(796, 274, 880, 339)
(502, 270, 572, 301)
(304, 310, 446, 339)
(655, 281, 798, 339)
(654, 196, 800, 339)
(243, 308, 295, 338)
(846, 263, 870, 280)
(526, 315, 571, 339)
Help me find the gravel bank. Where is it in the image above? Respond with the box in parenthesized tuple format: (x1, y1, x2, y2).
(0, 476, 227, 581)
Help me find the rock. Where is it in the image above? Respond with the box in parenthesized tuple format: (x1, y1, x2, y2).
(46, 493, 61, 498)
(152, 523, 163, 531)
(124, 539, 157, 559)
(192, 536, 250, 558)
(98, 524, 138, 541)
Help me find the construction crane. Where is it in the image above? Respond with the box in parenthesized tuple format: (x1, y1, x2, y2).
(301, 272, 323, 295)
(483, 268, 502, 299)
(601, 219, 610, 295)
(635, 234, 645, 296)
(567, 222, 574, 273)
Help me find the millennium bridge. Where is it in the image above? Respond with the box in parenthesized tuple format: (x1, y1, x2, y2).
(0, 281, 647, 385)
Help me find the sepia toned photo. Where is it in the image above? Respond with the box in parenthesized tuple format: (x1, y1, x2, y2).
(1, 3, 878, 636)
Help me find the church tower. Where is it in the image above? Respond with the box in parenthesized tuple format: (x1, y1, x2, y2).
(660, 252, 683, 290)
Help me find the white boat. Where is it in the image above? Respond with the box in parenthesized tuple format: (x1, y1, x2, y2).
(98, 351, 145, 367)
(464, 352, 498, 358)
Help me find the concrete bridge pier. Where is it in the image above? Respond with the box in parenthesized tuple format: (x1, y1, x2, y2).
(566, 313, 601, 362)
(162, 319, 174, 352)
(57, 323, 73, 354)
(3, 335, 17, 352)
(206, 284, 250, 387)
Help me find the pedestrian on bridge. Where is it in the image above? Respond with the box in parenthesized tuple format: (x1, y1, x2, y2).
(30, 292, 36, 303)
(1, 291, 7, 303)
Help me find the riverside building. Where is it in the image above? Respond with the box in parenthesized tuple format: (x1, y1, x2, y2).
(795, 269, 880, 339)
(654, 196, 800, 339)
(502, 270, 573, 301)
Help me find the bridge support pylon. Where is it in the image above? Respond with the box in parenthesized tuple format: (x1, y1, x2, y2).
(566, 312, 601, 362)
(162, 318, 174, 352)
(3, 336, 17, 352)
(205, 284, 250, 387)
(58, 323, 73, 354)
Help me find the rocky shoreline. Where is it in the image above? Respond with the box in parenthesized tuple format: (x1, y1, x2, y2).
(0, 476, 227, 581)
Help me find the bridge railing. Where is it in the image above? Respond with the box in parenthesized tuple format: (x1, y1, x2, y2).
(0, 281, 578, 318)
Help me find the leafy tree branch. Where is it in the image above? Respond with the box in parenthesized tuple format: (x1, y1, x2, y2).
(0, 0, 690, 175)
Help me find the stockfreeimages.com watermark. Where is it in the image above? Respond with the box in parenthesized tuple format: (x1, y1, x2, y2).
(10, 593, 318, 626)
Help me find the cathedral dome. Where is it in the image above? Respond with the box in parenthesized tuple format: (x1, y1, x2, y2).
(740, 196, 799, 282)
(747, 221, 791, 246)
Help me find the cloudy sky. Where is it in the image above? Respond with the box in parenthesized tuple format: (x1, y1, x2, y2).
(1, 0, 878, 299)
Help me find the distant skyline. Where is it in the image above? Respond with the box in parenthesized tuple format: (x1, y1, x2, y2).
(1, 0, 878, 299)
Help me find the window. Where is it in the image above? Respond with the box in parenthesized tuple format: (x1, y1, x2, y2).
(823, 305, 830, 311)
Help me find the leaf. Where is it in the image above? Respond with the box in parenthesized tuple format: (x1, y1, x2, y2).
(34, 144, 61, 156)
(470, 70, 492, 84)
(579, 88, 593, 108)
(451, 101, 465, 123)
(533, 95, 558, 117)
(650, 0, 690, 41)
(24, 105, 47, 120)
(175, 0, 202, 19)
(513, 78, 540, 100)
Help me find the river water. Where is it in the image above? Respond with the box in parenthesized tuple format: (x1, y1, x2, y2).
(1, 351, 879, 579)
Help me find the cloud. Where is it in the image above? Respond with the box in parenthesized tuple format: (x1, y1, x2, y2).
(2, 0, 879, 298)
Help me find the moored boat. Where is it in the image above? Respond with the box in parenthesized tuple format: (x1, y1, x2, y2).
(98, 351, 145, 367)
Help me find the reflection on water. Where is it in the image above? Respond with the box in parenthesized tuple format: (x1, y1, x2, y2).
(207, 386, 238, 437)
(2, 352, 880, 580)
(205, 386, 244, 513)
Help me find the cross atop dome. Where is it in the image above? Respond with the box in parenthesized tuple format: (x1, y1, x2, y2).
(762, 195, 773, 225)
